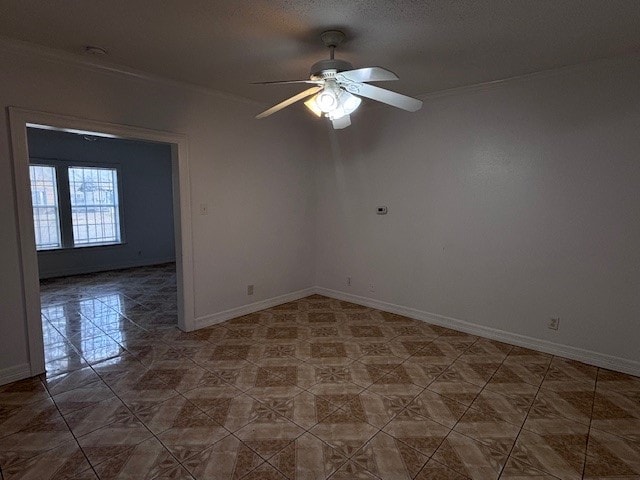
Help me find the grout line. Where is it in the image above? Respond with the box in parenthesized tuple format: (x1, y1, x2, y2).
(40, 376, 101, 479)
(495, 357, 559, 480)
(581, 367, 601, 478)
(34, 271, 635, 480)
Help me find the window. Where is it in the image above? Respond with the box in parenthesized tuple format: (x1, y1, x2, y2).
(29, 163, 123, 250)
(29, 165, 62, 250)
(69, 167, 121, 246)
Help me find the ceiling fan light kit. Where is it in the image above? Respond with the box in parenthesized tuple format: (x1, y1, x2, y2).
(254, 30, 423, 129)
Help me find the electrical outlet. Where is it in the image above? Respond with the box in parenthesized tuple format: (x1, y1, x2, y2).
(548, 317, 560, 330)
(347, 276, 351, 286)
(369, 283, 375, 293)
(247, 284, 254, 296)
(199, 203, 208, 215)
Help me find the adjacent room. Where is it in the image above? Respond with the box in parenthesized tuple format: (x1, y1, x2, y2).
(0, 1, 639, 479)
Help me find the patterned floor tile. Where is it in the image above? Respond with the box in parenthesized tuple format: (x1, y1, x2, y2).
(52, 380, 115, 415)
(584, 428, 640, 478)
(500, 457, 559, 479)
(0, 377, 50, 406)
(511, 428, 586, 480)
(247, 391, 325, 430)
(182, 435, 264, 479)
(240, 461, 288, 480)
(309, 407, 380, 459)
(596, 369, 640, 395)
(157, 422, 229, 464)
(414, 459, 470, 479)
(433, 431, 508, 480)
(463, 338, 513, 360)
(0, 412, 75, 471)
(529, 387, 595, 425)
(521, 416, 590, 445)
(42, 366, 102, 396)
(151, 465, 196, 479)
(382, 407, 451, 457)
(409, 390, 469, 428)
(234, 412, 305, 460)
(0, 439, 92, 480)
(76, 418, 153, 468)
(351, 431, 429, 479)
(484, 365, 540, 399)
(312, 360, 386, 389)
(1, 265, 635, 480)
(367, 379, 425, 401)
(64, 395, 135, 437)
(590, 389, 640, 441)
(182, 384, 244, 419)
(134, 397, 223, 444)
(468, 390, 532, 427)
(268, 432, 347, 480)
(328, 460, 379, 479)
(442, 359, 503, 388)
(92, 437, 178, 480)
(306, 383, 366, 405)
(0, 397, 60, 439)
(199, 394, 258, 432)
(428, 377, 484, 406)
(293, 341, 360, 365)
(453, 408, 521, 455)
(505, 347, 552, 365)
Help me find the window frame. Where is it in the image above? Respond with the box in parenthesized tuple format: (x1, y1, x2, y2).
(28, 157, 126, 251)
(68, 165, 123, 248)
(28, 164, 63, 250)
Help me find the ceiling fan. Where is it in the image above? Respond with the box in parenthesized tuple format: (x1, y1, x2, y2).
(254, 30, 423, 129)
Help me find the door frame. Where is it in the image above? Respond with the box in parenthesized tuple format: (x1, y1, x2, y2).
(8, 107, 195, 376)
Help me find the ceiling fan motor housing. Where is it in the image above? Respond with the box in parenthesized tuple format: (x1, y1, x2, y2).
(310, 59, 354, 79)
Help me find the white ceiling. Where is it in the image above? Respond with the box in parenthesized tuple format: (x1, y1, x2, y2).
(1, 0, 640, 105)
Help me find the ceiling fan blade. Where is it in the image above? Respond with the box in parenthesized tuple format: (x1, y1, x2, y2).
(256, 86, 323, 119)
(252, 80, 322, 85)
(345, 82, 422, 112)
(331, 115, 351, 130)
(336, 67, 399, 83)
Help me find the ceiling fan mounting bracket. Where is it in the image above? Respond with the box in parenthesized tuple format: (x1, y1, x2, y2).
(320, 30, 346, 48)
(310, 59, 354, 78)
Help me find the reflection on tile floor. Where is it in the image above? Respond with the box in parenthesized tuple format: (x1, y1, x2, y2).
(1, 264, 640, 479)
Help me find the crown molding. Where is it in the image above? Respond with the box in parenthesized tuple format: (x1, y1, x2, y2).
(0, 35, 263, 107)
(1, 35, 637, 114)
(416, 54, 639, 101)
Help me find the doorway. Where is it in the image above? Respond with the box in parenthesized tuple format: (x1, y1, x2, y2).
(9, 108, 195, 377)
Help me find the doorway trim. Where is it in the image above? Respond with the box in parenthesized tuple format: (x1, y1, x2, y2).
(8, 107, 195, 377)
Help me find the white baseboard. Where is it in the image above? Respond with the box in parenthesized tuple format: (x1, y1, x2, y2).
(195, 288, 316, 328)
(315, 287, 640, 377)
(0, 363, 32, 387)
(39, 257, 176, 279)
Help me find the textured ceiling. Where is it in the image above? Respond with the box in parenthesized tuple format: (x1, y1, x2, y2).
(1, 0, 640, 105)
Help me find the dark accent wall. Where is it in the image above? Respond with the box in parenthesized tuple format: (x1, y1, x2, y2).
(28, 128, 175, 278)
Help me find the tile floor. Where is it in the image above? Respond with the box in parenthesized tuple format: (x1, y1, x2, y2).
(1, 264, 639, 479)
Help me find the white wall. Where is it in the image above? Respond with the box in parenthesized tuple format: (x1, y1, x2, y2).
(28, 128, 176, 278)
(0, 43, 316, 375)
(2, 38, 638, 381)
(314, 57, 640, 368)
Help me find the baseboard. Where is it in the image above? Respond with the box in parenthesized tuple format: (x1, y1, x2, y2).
(0, 363, 32, 387)
(315, 287, 640, 377)
(195, 287, 316, 328)
(38, 257, 176, 279)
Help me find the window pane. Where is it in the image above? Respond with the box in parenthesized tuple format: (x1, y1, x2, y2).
(29, 165, 62, 250)
(69, 166, 121, 246)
